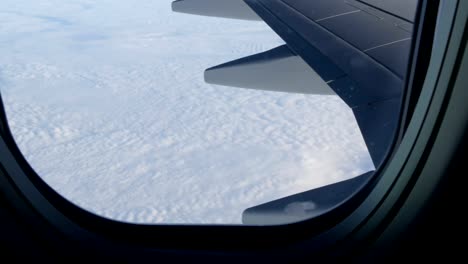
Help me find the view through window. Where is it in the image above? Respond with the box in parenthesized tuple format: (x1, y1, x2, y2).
(0, 0, 374, 224)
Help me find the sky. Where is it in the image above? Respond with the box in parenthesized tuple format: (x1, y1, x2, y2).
(0, 0, 373, 224)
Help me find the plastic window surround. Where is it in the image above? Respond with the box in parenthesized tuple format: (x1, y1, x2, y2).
(0, 0, 454, 253)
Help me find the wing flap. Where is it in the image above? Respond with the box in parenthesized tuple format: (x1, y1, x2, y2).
(245, 0, 405, 107)
(205, 45, 336, 95)
(172, 0, 261, 20)
(280, 0, 360, 21)
(242, 171, 373, 225)
(358, 0, 419, 22)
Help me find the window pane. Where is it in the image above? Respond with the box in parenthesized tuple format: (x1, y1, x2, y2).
(0, 0, 377, 224)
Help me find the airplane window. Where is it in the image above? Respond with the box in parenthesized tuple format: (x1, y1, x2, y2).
(0, 0, 418, 225)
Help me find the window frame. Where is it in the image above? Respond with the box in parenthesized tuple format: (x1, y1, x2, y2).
(0, 0, 463, 259)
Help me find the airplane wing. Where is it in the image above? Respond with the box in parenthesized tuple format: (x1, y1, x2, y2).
(172, 0, 418, 168)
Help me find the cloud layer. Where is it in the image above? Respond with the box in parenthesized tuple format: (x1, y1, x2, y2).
(0, 0, 373, 224)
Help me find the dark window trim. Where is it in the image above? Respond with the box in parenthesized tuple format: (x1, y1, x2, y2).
(0, 0, 459, 259)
